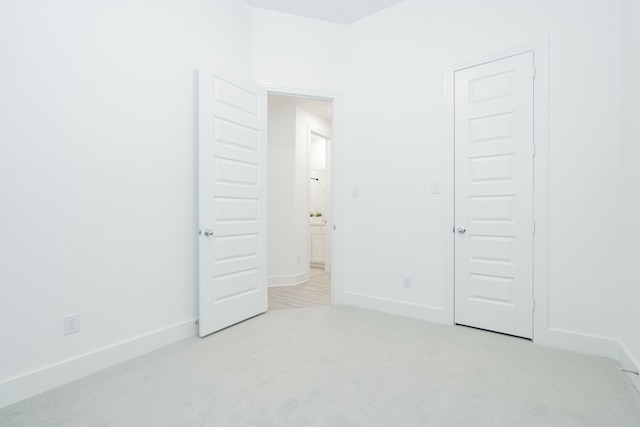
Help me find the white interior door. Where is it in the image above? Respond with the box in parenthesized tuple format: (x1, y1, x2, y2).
(454, 52, 535, 339)
(198, 70, 267, 337)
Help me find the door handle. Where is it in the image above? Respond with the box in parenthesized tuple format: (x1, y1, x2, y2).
(457, 227, 466, 234)
(204, 229, 214, 237)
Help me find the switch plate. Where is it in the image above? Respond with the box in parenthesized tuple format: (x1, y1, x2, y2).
(431, 181, 440, 194)
(352, 187, 359, 197)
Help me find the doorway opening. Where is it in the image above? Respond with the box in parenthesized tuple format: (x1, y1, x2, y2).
(266, 94, 333, 310)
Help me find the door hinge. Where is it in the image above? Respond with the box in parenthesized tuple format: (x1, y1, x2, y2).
(532, 144, 536, 157)
(532, 222, 536, 234)
(532, 66, 536, 79)
(532, 299, 536, 311)
(333, 224, 336, 231)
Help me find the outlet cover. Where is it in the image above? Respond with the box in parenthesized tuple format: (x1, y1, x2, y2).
(403, 275, 412, 288)
(64, 313, 80, 335)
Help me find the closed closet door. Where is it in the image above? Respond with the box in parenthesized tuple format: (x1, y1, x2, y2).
(454, 52, 535, 339)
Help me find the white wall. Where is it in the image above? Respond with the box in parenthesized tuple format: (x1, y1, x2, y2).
(0, 0, 254, 407)
(252, 9, 347, 91)
(267, 96, 298, 284)
(620, 0, 640, 385)
(342, 0, 623, 343)
(267, 95, 331, 285)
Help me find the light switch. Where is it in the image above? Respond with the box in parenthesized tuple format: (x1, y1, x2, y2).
(431, 181, 440, 194)
(352, 187, 359, 197)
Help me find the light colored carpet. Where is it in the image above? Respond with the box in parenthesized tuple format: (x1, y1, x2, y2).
(1, 306, 639, 426)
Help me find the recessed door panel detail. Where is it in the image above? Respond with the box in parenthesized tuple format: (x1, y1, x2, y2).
(469, 274, 514, 305)
(469, 196, 514, 222)
(214, 117, 258, 152)
(214, 77, 259, 118)
(469, 154, 515, 183)
(214, 269, 259, 303)
(470, 113, 515, 144)
(213, 197, 258, 223)
(214, 157, 259, 187)
(214, 234, 259, 263)
(470, 236, 514, 264)
(469, 71, 513, 104)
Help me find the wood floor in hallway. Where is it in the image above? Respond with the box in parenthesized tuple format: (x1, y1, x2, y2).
(268, 268, 331, 310)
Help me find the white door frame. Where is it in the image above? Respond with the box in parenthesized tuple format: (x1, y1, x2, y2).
(260, 84, 344, 305)
(443, 38, 549, 342)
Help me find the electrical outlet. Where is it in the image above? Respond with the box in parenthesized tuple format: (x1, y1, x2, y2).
(403, 275, 412, 288)
(431, 181, 441, 194)
(64, 313, 80, 335)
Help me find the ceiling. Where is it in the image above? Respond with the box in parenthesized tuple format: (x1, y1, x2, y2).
(244, 0, 406, 25)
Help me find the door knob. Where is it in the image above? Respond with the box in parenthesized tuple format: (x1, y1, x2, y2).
(457, 227, 466, 234)
(204, 229, 214, 237)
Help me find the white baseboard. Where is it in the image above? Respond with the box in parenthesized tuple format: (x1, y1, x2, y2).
(268, 272, 309, 287)
(539, 332, 640, 393)
(342, 291, 444, 324)
(617, 342, 640, 393)
(0, 319, 197, 409)
(534, 327, 619, 359)
(2, 307, 637, 410)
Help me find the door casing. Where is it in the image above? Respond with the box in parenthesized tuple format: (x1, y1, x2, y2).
(443, 39, 549, 343)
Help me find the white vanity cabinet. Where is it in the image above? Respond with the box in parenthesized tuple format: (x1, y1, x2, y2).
(310, 222, 325, 268)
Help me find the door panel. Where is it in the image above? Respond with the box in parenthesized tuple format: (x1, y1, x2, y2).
(454, 52, 534, 339)
(199, 71, 267, 337)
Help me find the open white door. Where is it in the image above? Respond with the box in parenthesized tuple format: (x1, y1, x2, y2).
(198, 70, 267, 337)
(454, 52, 534, 339)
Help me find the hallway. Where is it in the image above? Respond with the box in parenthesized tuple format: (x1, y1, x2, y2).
(268, 268, 331, 310)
